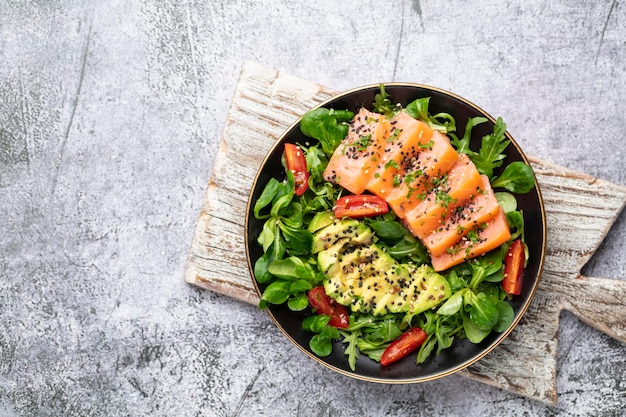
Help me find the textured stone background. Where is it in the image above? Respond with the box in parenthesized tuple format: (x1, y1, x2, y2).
(0, 1, 624, 416)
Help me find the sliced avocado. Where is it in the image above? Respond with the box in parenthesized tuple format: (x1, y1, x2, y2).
(311, 218, 373, 254)
(314, 217, 451, 316)
(307, 210, 336, 233)
(317, 238, 350, 277)
(323, 243, 396, 310)
(317, 232, 451, 316)
(386, 264, 452, 315)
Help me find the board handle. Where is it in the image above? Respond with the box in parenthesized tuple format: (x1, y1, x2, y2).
(564, 275, 626, 343)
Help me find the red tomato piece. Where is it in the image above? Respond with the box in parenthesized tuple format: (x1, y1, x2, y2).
(380, 327, 428, 366)
(284, 143, 309, 196)
(333, 194, 389, 219)
(307, 286, 349, 329)
(502, 239, 525, 296)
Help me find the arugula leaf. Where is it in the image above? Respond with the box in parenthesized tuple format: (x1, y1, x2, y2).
(340, 329, 361, 371)
(471, 117, 509, 178)
(449, 116, 487, 155)
(346, 314, 381, 331)
(301, 108, 354, 157)
(415, 312, 463, 363)
(300, 180, 339, 215)
(356, 342, 386, 362)
(373, 84, 400, 118)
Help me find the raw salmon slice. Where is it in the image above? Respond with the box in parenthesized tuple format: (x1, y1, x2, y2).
(430, 207, 511, 271)
(323, 108, 391, 195)
(365, 111, 434, 199)
(403, 153, 483, 240)
(423, 175, 501, 257)
(385, 130, 459, 218)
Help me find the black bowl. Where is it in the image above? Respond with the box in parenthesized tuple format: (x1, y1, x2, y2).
(245, 83, 546, 383)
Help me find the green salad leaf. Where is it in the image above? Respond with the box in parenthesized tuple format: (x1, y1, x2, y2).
(471, 117, 509, 178)
(259, 280, 291, 308)
(310, 326, 340, 357)
(449, 116, 487, 155)
(372, 84, 401, 118)
(491, 161, 536, 193)
(405, 97, 456, 133)
(300, 108, 354, 157)
(340, 328, 361, 370)
(495, 191, 518, 213)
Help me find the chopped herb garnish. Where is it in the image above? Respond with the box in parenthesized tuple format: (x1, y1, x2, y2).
(431, 174, 448, 188)
(418, 140, 434, 150)
(435, 190, 456, 208)
(355, 134, 372, 151)
(387, 129, 401, 142)
(403, 171, 419, 185)
(466, 229, 480, 243)
(384, 160, 400, 170)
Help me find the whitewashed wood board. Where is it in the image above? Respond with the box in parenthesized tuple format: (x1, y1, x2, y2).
(183, 61, 626, 405)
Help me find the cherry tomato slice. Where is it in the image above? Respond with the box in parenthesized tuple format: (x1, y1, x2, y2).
(284, 143, 309, 196)
(502, 239, 525, 296)
(380, 327, 428, 366)
(333, 194, 389, 219)
(307, 286, 349, 329)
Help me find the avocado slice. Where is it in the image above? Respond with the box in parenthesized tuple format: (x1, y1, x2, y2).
(322, 242, 396, 311)
(307, 210, 336, 233)
(386, 264, 452, 315)
(312, 218, 374, 254)
(315, 220, 451, 316)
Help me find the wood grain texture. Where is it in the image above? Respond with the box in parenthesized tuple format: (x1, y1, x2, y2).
(184, 63, 335, 304)
(184, 62, 626, 404)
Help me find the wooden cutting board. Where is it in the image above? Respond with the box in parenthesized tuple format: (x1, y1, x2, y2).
(184, 61, 626, 405)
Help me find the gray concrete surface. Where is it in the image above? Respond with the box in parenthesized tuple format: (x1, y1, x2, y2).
(0, 1, 624, 416)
